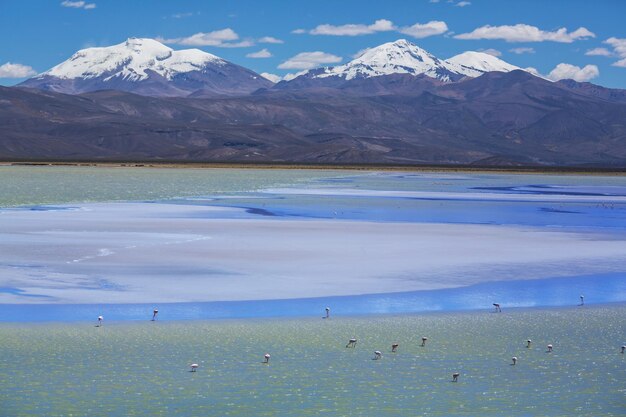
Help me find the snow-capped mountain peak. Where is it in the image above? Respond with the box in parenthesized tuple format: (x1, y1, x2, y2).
(40, 37, 225, 82)
(286, 39, 529, 85)
(446, 51, 521, 76)
(22, 37, 272, 96)
(315, 39, 463, 82)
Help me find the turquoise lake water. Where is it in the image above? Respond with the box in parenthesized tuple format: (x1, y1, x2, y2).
(0, 165, 347, 207)
(0, 305, 624, 416)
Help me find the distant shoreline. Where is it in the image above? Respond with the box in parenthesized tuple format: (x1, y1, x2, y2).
(2, 160, 626, 175)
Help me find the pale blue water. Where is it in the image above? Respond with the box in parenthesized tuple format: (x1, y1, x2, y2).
(197, 172, 626, 229)
(1, 273, 624, 322)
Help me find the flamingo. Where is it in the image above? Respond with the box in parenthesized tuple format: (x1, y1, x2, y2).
(190, 363, 198, 372)
(421, 337, 428, 347)
(373, 351, 382, 360)
(264, 353, 271, 364)
(152, 309, 158, 321)
(579, 295, 584, 306)
(97, 316, 103, 327)
(547, 344, 553, 352)
(452, 372, 460, 382)
(526, 339, 532, 348)
(346, 338, 357, 348)
(493, 303, 502, 313)
(324, 307, 330, 319)
(511, 357, 517, 365)
(391, 343, 399, 353)
(621, 345, 625, 354)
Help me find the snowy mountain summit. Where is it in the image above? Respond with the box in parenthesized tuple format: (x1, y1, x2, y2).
(287, 39, 523, 85)
(316, 39, 466, 82)
(21, 38, 271, 97)
(44, 38, 225, 82)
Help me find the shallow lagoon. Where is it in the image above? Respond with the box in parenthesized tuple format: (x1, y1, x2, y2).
(1, 166, 626, 315)
(1, 305, 624, 416)
(1, 167, 625, 416)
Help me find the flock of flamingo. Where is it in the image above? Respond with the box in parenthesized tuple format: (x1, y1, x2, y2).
(92, 300, 625, 381)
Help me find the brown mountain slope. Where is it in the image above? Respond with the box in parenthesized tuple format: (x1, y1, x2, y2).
(1, 71, 625, 166)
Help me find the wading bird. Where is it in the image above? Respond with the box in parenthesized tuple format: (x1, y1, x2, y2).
(421, 337, 428, 347)
(346, 338, 357, 348)
(452, 372, 460, 382)
(391, 343, 399, 353)
(152, 309, 158, 321)
(493, 303, 502, 313)
(264, 353, 271, 364)
(373, 351, 382, 360)
(190, 363, 198, 372)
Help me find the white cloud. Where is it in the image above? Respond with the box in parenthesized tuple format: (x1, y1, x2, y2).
(585, 47, 612, 57)
(524, 67, 541, 77)
(605, 37, 626, 56)
(399, 21, 448, 39)
(604, 37, 626, 67)
(456, 1, 471, 6)
(546, 63, 599, 82)
(61, 1, 96, 9)
(258, 36, 284, 44)
(478, 48, 501, 57)
(0, 62, 37, 78)
(158, 29, 253, 48)
(260, 72, 281, 83)
(299, 19, 447, 39)
(509, 47, 535, 54)
(278, 51, 342, 70)
(369, 19, 395, 31)
(246, 48, 272, 58)
(310, 19, 395, 36)
(218, 41, 255, 48)
(171, 12, 194, 19)
(455, 24, 595, 43)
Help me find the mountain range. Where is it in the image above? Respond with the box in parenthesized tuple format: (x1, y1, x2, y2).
(3, 38, 626, 167)
(277, 39, 522, 89)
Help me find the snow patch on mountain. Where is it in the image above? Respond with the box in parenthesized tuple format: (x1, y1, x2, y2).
(446, 51, 521, 76)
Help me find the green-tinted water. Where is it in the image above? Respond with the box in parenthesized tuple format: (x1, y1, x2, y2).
(0, 166, 347, 207)
(1, 305, 623, 416)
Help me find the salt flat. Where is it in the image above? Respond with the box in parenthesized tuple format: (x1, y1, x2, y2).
(1, 201, 625, 304)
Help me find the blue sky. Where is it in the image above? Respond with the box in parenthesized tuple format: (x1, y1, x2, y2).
(1, 0, 625, 87)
